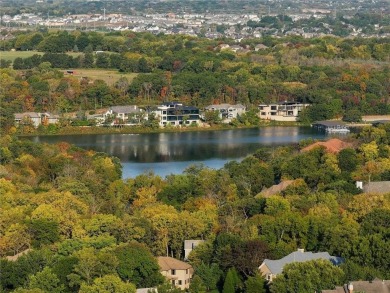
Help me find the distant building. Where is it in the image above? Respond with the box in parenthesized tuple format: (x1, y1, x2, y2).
(204, 103, 246, 123)
(152, 102, 200, 127)
(258, 102, 310, 121)
(104, 105, 145, 125)
(259, 249, 343, 282)
(312, 121, 350, 133)
(157, 256, 193, 290)
(14, 112, 59, 128)
(184, 240, 205, 260)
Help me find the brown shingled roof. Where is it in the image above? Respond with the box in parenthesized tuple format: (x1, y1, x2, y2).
(301, 138, 352, 153)
(157, 257, 192, 271)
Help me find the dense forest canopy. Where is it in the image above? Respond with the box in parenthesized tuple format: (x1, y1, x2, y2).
(0, 122, 390, 292)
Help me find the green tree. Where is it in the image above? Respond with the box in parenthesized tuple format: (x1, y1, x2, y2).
(245, 274, 267, 293)
(194, 263, 222, 291)
(115, 242, 163, 288)
(189, 275, 207, 293)
(27, 219, 60, 248)
(222, 268, 241, 293)
(79, 275, 136, 293)
(28, 267, 64, 293)
(270, 259, 344, 293)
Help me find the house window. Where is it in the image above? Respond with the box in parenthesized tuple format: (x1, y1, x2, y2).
(271, 106, 277, 110)
(261, 112, 266, 116)
(171, 280, 175, 285)
(163, 111, 167, 114)
(162, 117, 166, 120)
(186, 269, 189, 274)
(171, 269, 176, 275)
(178, 280, 182, 285)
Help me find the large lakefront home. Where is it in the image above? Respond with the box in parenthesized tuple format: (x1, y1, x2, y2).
(104, 105, 146, 125)
(259, 249, 344, 282)
(157, 256, 193, 290)
(204, 103, 246, 123)
(259, 101, 310, 121)
(14, 112, 60, 128)
(152, 102, 200, 127)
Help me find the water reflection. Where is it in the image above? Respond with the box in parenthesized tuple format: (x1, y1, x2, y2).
(29, 127, 326, 163)
(28, 127, 328, 177)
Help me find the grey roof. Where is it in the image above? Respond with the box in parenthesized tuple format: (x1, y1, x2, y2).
(261, 250, 343, 275)
(205, 104, 245, 110)
(110, 105, 141, 114)
(364, 181, 390, 194)
(322, 279, 390, 293)
(14, 112, 41, 119)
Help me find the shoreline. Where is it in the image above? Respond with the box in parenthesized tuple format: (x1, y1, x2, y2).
(17, 121, 309, 137)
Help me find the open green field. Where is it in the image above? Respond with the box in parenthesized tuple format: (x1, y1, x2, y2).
(0, 50, 82, 61)
(67, 69, 138, 84)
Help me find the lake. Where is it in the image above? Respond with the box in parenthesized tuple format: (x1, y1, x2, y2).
(28, 127, 328, 178)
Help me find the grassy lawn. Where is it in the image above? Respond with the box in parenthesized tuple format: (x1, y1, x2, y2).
(0, 50, 82, 61)
(0, 50, 137, 84)
(68, 69, 138, 84)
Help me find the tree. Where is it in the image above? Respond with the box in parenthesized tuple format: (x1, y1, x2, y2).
(79, 275, 136, 293)
(343, 109, 362, 122)
(115, 242, 163, 288)
(68, 247, 118, 288)
(222, 268, 241, 293)
(27, 219, 60, 248)
(204, 110, 222, 125)
(27, 267, 64, 293)
(193, 263, 222, 291)
(338, 148, 358, 173)
(245, 274, 267, 293)
(270, 259, 344, 293)
(189, 276, 207, 293)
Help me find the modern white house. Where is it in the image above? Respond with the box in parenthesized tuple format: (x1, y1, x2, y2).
(152, 102, 200, 127)
(204, 103, 246, 123)
(258, 102, 310, 121)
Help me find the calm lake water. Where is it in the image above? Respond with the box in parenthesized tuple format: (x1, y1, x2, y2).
(28, 127, 328, 178)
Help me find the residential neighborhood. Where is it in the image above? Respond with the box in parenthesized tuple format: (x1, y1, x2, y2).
(13, 101, 315, 129)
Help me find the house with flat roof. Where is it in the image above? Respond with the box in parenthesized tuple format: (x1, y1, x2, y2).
(259, 249, 343, 282)
(204, 103, 246, 123)
(312, 120, 350, 133)
(152, 102, 200, 127)
(258, 102, 310, 121)
(157, 256, 193, 290)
